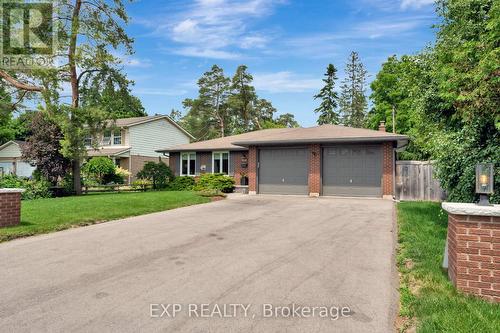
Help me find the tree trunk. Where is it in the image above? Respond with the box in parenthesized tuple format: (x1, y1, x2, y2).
(69, 0, 82, 194)
(72, 161, 82, 195)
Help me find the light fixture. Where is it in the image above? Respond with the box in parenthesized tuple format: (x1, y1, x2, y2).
(476, 163, 494, 206)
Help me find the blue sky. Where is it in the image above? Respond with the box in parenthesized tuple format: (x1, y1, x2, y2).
(121, 0, 438, 127)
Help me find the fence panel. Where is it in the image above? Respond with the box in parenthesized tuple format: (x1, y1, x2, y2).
(395, 161, 445, 201)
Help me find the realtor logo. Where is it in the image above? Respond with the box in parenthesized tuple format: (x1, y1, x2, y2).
(0, 1, 56, 68)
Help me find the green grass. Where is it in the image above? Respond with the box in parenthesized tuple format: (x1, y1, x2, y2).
(0, 191, 210, 242)
(397, 202, 500, 332)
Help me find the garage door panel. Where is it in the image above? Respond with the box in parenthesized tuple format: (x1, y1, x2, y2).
(322, 145, 382, 197)
(259, 148, 309, 195)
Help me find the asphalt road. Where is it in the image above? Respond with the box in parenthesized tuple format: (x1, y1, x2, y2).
(0, 194, 398, 332)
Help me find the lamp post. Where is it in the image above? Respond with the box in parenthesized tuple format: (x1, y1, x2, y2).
(475, 163, 494, 206)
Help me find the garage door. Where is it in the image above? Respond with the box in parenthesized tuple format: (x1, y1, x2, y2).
(259, 148, 309, 195)
(322, 145, 382, 197)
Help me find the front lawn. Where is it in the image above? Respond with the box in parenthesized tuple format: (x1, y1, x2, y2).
(0, 191, 210, 242)
(397, 202, 500, 332)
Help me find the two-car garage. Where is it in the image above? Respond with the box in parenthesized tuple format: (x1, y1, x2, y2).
(257, 144, 384, 197)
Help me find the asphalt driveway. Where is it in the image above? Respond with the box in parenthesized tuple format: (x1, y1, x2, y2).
(0, 195, 397, 332)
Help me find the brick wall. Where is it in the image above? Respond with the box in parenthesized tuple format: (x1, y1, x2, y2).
(130, 155, 165, 182)
(197, 152, 211, 175)
(169, 152, 179, 176)
(447, 213, 500, 302)
(248, 146, 257, 194)
(232, 151, 248, 185)
(0, 191, 22, 227)
(382, 142, 394, 196)
(308, 144, 321, 196)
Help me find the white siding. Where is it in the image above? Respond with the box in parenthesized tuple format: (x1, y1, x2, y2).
(0, 142, 22, 158)
(16, 162, 36, 177)
(129, 119, 191, 157)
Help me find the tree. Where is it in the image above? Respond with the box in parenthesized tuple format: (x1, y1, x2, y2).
(137, 161, 173, 190)
(52, 0, 133, 195)
(275, 113, 300, 128)
(169, 109, 182, 123)
(229, 65, 257, 133)
(180, 65, 230, 140)
(82, 157, 116, 185)
(252, 98, 277, 130)
(339, 52, 368, 127)
(21, 112, 71, 184)
(80, 67, 146, 119)
(314, 64, 340, 125)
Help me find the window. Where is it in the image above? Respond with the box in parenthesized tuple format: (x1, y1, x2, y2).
(113, 130, 122, 145)
(181, 152, 196, 176)
(84, 135, 92, 147)
(114, 158, 121, 167)
(102, 130, 111, 146)
(213, 151, 229, 174)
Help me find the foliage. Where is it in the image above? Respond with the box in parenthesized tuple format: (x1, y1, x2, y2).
(314, 64, 340, 125)
(0, 0, 136, 195)
(131, 178, 153, 191)
(21, 112, 71, 183)
(369, 0, 499, 202)
(194, 173, 235, 193)
(180, 64, 289, 140)
(167, 176, 196, 191)
(397, 202, 500, 332)
(339, 51, 368, 128)
(80, 67, 146, 119)
(136, 161, 173, 189)
(82, 157, 116, 185)
(0, 191, 210, 242)
(115, 167, 131, 180)
(0, 175, 51, 200)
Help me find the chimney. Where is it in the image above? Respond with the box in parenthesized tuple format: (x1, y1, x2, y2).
(378, 121, 386, 132)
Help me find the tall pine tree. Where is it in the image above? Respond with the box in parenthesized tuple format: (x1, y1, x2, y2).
(228, 65, 257, 133)
(313, 64, 340, 125)
(339, 52, 368, 128)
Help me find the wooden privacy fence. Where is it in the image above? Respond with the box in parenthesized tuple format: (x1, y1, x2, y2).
(395, 161, 446, 201)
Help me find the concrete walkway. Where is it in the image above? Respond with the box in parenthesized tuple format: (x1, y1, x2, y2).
(0, 195, 398, 332)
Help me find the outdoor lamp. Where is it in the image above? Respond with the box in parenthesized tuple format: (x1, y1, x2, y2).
(475, 163, 494, 206)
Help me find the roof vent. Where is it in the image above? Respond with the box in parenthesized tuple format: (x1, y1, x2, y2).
(378, 121, 386, 132)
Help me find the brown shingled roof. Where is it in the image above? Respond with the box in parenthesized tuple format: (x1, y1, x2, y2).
(157, 125, 409, 153)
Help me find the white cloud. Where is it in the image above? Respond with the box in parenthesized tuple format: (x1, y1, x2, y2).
(253, 71, 321, 93)
(154, 0, 284, 59)
(401, 0, 434, 9)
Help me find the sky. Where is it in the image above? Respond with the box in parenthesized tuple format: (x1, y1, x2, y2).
(121, 0, 438, 127)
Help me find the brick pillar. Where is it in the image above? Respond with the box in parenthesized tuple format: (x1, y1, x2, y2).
(308, 144, 321, 197)
(0, 189, 24, 227)
(442, 203, 500, 303)
(382, 142, 394, 197)
(248, 146, 258, 194)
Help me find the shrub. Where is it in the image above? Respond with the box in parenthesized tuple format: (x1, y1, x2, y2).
(0, 175, 52, 200)
(194, 173, 235, 193)
(82, 157, 116, 185)
(136, 161, 173, 189)
(131, 179, 152, 191)
(167, 176, 195, 191)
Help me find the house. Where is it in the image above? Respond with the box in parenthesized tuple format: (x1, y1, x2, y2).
(156, 122, 409, 198)
(0, 141, 36, 177)
(86, 115, 194, 183)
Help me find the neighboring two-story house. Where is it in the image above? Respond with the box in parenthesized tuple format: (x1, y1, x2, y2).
(86, 115, 194, 183)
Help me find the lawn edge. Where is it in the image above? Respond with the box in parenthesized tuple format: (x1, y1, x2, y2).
(0, 195, 216, 244)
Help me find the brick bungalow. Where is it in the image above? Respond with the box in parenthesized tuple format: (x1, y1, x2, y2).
(157, 123, 408, 198)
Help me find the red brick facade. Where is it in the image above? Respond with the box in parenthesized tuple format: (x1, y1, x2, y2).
(198, 152, 211, 174)
(248, 146, 258, 193)
(232, 151, 248, 185)
(129, 155, 164, 182)
(168, 142, 396, 196)
(382, 142, 394, 196)
(308, 144, 321, 196)
(447, 213, 500, 302)
(0, 191, 22, 227)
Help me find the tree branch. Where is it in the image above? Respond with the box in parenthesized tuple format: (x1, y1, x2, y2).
(0, 69, 43, 92)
